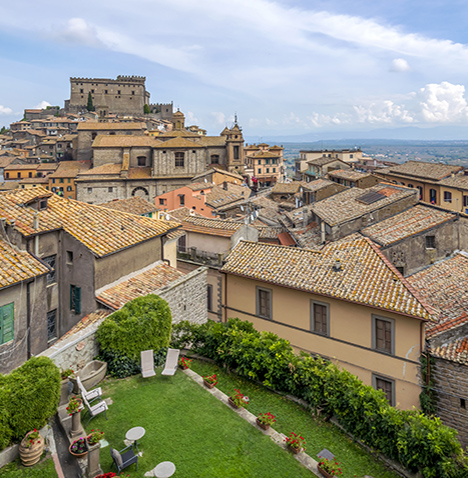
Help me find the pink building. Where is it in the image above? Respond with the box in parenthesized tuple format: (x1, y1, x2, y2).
(155, 183, 215, 217)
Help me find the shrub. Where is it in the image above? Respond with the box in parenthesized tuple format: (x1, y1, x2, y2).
(0, 375, 12, 450)
(4, 356, 60, 442)
(180, 318, 468, 477)
(97, 349, 141, 379)
(96, 294, 172, 361)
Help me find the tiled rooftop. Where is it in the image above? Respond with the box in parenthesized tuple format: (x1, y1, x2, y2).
(311, 183, 417, 226)
(0, 237, 50, 289)
(305, 156, 346, 167)
(431, 335, 468, 365)
(77, 122, 145, 131)
(205, 183, 250, 208)
(49, 161, 91, 178)
(96, 261, 184, 310)
(438, 174, 468, 190)
(407, 253, 468, 335)
(301, 179, 336, 192)
(361, 205, 455, 246)
(271, 182, 306, 195)
(93, 135, 160, 147)
(328, 169, 372, 181)
(0, 188, 179, 257)
(99, 196, 160, 216)
(187, 182, 214, 191)
(379, 161, 463, 181)
(222, 236, 433, 320)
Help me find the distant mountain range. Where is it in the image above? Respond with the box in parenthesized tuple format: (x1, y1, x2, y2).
(245, 125, 468, 144)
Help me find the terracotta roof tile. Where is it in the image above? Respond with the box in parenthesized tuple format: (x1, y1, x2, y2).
(49, 161, 91, 178)
(0, 188, 179, 257)
(438, 174, 468, 190)
(0, 238, 50, 289)
(99, 197, 160, 215)
(93, 135, 160, 147)
(431, 334, 468, 364)
(96, 261, 185, 310)
(222, 236, 433, 320)
(328, 169, 372, 181)
(379, 161, 463, 181)
(77, 122, 145, 131)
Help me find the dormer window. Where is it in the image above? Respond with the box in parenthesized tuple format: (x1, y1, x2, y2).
(39, 200, 48, 210)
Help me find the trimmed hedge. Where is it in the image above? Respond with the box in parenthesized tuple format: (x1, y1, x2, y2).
(96, 295, 172, 378)
(171, 319, 468, 478)
(0, 356, 61, 449)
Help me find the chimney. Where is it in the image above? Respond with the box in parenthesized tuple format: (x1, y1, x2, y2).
(332, 259, 342, 272)
(223, 181, 228, 191)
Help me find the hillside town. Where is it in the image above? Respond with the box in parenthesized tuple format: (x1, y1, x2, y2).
(1, 76, 468, 478)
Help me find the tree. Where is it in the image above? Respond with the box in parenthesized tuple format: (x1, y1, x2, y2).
(86, 92, 95, 112)
(143, 104, 150, 114)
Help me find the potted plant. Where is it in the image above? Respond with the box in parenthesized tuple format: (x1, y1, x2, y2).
(19, 429, 45, 466)
(61, 368, 75, 380)
(284, 432, 305, 454)
(178, 357, 192, 370)
(203, 374, 217, 389)
(69, 437, 88, 458)
(256, 412, 276, 430)
(67, 396, 83, 416)
(317, 458, 343, 477)
(95, 473, 120, 478)
(87, 428, 105, 446)
(67, 396, 84, 439)
(228, 389, 249, 409)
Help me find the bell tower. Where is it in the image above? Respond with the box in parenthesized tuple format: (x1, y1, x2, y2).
(226, 115, 245, 174)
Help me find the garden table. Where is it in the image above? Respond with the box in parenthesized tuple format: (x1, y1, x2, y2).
(125, 426, 145, 452)
(154, 461, 176, 478)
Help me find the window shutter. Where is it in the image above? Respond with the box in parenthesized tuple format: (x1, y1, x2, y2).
(1, 303, 14, 344)
(74, 287, 81, 315)
(70, 285, 74, 310)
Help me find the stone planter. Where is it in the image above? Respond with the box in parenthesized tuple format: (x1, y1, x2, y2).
(69, 399, 84, 439)
(317, 465, 333, 478)
(203, 380, 216, 389)
(69, 438, 88, 458)
(287, 444, 302, 455)
(70, 360, 107, 394)
(86, 440, 102, 478)
(60, 378, 70, 407)
(256, 418, 270, 430)
(19, 431, 44, 467)
(228, 397, 240, 409)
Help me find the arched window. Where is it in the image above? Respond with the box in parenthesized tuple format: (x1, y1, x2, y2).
(175, 152, 185, 167)
(210, 155, 219, 164)
(429, 188, 437, 204)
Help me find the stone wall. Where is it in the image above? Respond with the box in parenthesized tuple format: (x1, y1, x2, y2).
(431, 357, 468, 447)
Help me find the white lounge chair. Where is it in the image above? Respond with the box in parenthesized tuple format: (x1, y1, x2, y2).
(161, 348, 180, 376)
(141, 350, 156, 378)
(82, 393, 108, 425)
(77, 376, 102, 403)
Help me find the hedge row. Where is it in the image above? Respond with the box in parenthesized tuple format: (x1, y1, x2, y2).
(0, 356, 61, 450)
(171, 319, 467, 478)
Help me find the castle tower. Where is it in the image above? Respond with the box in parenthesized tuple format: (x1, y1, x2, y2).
(173, 110, 185, 130)
(226, 116, 245, 174)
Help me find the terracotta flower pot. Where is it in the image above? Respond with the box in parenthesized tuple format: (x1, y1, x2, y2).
(317, 465, 333, 478)
(256, 418, 270, 430)
(288, 444, 302, 454)
(203, 380, 216, 389)
(69, 439, 88, 458)
(19, 431, 45, 467)
(228, 397, 240, 409)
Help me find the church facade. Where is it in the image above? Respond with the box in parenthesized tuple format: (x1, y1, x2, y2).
(75, 111, 246, 204)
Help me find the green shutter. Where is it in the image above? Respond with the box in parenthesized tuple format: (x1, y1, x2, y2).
(0, 303, 14, 344)
(74, 287, 81, 315)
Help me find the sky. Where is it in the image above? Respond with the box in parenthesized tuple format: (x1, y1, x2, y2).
(2, 1, 468, 137)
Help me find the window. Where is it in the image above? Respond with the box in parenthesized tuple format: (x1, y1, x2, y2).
(0, 303, 14, 345)
(39, 200, 48, 210)
(372, 316, 394, 355)
(417, 186, 423, 200)
(395, 266, 405, 275)
(179, 194, 185, 206)
(67, 186, 72, 192)
(70, 285, 81, 314)
(92, 133, 97, 140)
(444, 191, 452, 203)
(273, 168, 276, 173)
(429, 188, 437, 204)
(258, 169, 261, 174)
(66, 251, 73, 264)
(373, 374, 395, 406)
(461, 398, 466, 409)
(233, 146, 240, 160)
(108, 187, 113, 193)
(258, 160, 261, 165)
(47, 310, 57, 342)
(464, 196, 468, 207)
(80, 89, 83, 93)
(256, 287, 272, 319)
(5, 173, 8, 179)
(178, 234, 186, 253)
(210, 155, 219, 164)
(159, 198, 166, 206)
(266, 168, 269, 173)
(87, 188, 92, 193)
(207, 284, 213, 312)
(310, 301, 329, 336)
(137, 156, 146, 166)
(117, 90, 121, 95)
(42, 255, 56, 284)
(68, 178, 71, 183)
(426, 235, 436, 249)
(59, 178, 64, 183)
(175, 152, 185, 167)
(17, 172, 20, 178)
(52, 178, 56, 184)
(28, 172, 32, 178)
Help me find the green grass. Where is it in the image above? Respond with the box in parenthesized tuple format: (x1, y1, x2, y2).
(0, 456, 57, 477)
(86, 368, 316, 478)
(190, 360, 401, 478)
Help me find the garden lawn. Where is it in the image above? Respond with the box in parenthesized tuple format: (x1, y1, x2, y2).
(86, 369, 315, 478)
(0, 457, 57, 477)
(191, 359, 401, 478)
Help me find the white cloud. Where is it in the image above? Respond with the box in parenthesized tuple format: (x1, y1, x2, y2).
(0, 105, 13, 115)
(54, 18, 104, 47)
(211, 112, 226, 125)
(185, 111, 199, 125)
(418, 82, 468, 122)
(34, 100, 51, 109)
(390, 58, 410, 72)
(353, 100, 414, 124)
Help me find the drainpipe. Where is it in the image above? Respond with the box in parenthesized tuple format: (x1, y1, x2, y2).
(320, 221, 326, 244)
(26, 281, 31, 359)
(223, 272, 227, 323)
(33, 213, 39, 256)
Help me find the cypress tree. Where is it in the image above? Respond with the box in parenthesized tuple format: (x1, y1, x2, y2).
(87, 92, 95, 112)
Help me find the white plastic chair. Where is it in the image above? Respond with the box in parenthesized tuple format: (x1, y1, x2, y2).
(161, 348, 180, 376)
(77, 376, 102, 403)
(141, 350, 156, 378)
(82, 393, 108, 425)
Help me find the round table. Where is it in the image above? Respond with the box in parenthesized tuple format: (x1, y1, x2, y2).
(125, 426, 145, 451)
(154, 461, 176, 478)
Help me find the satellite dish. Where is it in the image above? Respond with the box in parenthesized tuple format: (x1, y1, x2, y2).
(250, 214, 254, 221)
(254, 210, 259, 218)
(165, 214, 170, 220)
(240, 206, 244, 211)
(204, 178, 207, 183)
